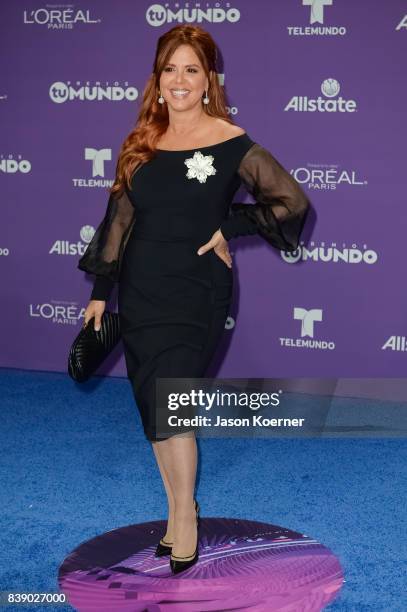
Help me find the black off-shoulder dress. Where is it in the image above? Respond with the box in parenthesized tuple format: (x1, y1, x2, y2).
(77, 133, 309, 441)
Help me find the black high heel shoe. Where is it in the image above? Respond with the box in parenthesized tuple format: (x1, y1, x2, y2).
(154, 537, 173, 557)
(169, 499, 200, 575)
(154, 499, 199, 558)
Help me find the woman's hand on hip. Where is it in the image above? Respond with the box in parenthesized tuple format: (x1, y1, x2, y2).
(83, 300, 106, 331)
(197, 229, 232, 269)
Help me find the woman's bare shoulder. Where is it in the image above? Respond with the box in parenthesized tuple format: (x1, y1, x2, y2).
(212, 118, 246, 138)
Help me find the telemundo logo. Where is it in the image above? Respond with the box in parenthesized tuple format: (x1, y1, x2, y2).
(287, 0, 347, 37)
(280, 307, 335, 351)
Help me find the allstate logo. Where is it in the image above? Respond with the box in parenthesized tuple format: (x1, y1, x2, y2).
(49, 226, 96, 256)
(321, 78, 340, 98)
(80, 225, 95, 244)
(285, 78, 357, 112)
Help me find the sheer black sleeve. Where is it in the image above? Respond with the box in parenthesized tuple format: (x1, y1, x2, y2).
(77, 188, 136, 301)
(220, 143, 310, 252)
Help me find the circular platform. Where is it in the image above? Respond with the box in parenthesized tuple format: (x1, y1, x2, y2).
(58, 517, 343, 611)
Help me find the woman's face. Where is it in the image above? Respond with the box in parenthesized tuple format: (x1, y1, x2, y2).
(159, 44, 209, 111)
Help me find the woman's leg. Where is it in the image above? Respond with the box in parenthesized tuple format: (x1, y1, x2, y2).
(152, 432, 198, 557)
(152, 442, 176, 543)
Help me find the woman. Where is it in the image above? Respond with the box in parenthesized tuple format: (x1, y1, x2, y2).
(78, 24, 310, 575)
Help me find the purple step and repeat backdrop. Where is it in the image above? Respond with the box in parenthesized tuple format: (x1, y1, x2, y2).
(1, 1, 406, 378)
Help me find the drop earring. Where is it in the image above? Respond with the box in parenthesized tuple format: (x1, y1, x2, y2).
(202, 89, 209, 105)
(158, 90, 165, 104)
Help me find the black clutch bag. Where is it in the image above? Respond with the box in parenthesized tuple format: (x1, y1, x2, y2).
(68, 311, 121, 382)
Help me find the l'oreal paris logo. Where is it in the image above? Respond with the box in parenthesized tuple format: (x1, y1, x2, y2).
(285, 79, 357, 113)
(23, 8, 101, 28)
(292, 164, 367, 190)
(29, 302, 85, 325)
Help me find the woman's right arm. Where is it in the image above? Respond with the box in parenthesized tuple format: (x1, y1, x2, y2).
(78, 188, 136, 329)
(84, 276, 115, 332)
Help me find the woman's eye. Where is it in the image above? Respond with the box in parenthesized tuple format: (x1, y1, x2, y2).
(163, 67, 198, 73)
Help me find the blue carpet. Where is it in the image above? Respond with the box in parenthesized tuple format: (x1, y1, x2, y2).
(0, 367, 405, 611)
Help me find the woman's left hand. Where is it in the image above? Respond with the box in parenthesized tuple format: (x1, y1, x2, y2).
(197, 229, 232, 268)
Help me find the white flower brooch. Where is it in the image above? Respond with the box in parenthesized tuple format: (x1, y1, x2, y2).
(184, 151, 217, 184)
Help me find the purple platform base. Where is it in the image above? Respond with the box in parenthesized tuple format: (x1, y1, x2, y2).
(59, 517, 344, 611)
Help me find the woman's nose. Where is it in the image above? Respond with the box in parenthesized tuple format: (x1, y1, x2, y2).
(174, 71, 185, 83)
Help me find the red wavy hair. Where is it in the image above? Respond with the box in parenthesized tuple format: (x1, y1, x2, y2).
(110, 24, 234, 196)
